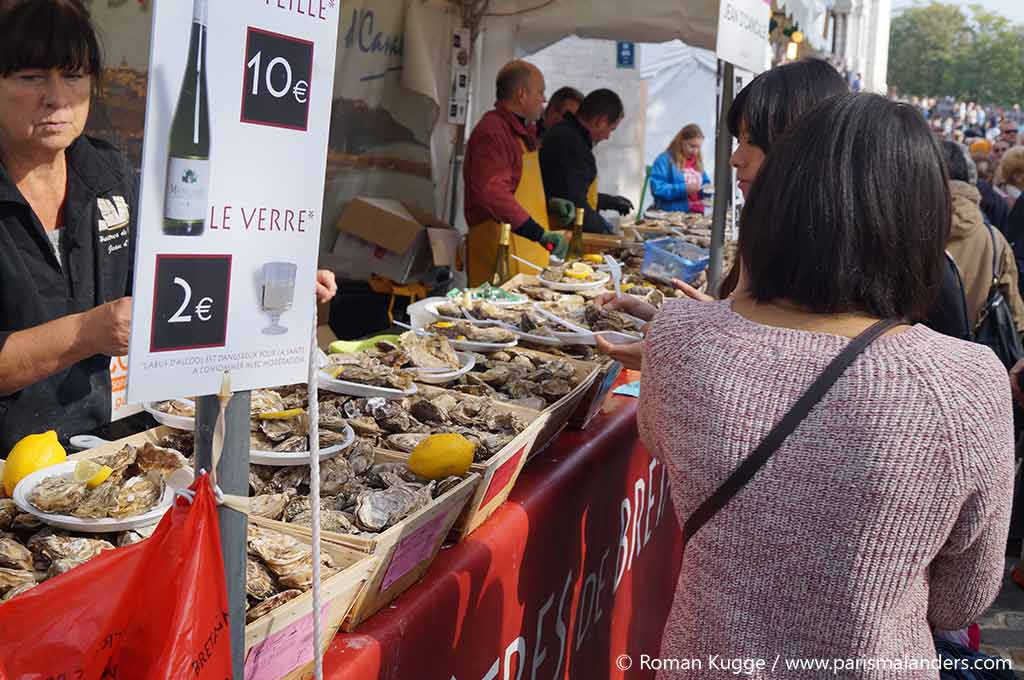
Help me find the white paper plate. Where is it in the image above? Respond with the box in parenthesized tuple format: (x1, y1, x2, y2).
(251, 424, 354, 466)
(143, 402, 196, 431)
(538, 271, 611, 292)
(318, 371, 417, 399)
(532, 303, 643, 346)
(448, 337, 519, 353)
(411, 352, 476, 385)
(13, 461, 185, 532)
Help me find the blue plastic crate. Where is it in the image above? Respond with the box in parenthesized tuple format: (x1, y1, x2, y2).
(641, 237, 710, 284)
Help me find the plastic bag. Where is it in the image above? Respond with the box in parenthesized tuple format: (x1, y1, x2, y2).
(0, 474, 232, 680)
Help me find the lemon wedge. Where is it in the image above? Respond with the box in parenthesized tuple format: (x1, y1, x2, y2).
(582, 254, 604, 264)
(434, 321, 454, 329)
(74, 460, 113, 489)
(257, 408, 306, 420)
(323, 365, 346, 379)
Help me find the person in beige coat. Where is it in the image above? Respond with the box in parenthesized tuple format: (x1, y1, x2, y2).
(941, 141, 1024, 336)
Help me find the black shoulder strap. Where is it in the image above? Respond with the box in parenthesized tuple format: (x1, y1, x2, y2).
(682, 318, 903, 546)
(987, 223, 1001, 285)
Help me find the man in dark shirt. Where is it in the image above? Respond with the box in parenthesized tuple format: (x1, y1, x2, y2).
(539, 89, 633, 234)
(537, 86, 582, 140)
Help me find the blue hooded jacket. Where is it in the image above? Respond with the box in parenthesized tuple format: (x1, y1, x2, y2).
(649, 151, 710, 213)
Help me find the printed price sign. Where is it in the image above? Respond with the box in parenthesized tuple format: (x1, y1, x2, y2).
(150, 255, 231, 352)
(241, 28, 314, 131)
(128, 1, 340, 402)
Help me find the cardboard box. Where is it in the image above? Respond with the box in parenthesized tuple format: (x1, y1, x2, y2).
(327, 198, 458, 284)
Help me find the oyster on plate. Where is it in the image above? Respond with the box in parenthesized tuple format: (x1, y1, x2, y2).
(399, 331, 459, 371)
(151, 399, 195, 417)
(109, 475, 162, 519)
(323, 353, 415, 391)
(134, 442, 189, 475)
(428, 321, 516, 344)
(29, 477, 87, 514)
(71, 481, 121, 520)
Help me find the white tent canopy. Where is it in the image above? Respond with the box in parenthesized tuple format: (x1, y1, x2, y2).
(491, 0, 721, 53)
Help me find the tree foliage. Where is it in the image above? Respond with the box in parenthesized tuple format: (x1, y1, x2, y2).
(888, 2, 1024, 106)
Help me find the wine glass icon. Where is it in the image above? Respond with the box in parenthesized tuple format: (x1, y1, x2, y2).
(260, 261, 297, 335)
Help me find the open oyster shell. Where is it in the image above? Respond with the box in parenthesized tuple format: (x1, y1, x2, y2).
(399, 331, 460, 370)
(29, 477, 88, 514)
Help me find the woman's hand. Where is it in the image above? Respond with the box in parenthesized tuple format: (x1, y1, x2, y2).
(671, 278, 715, 302)
(316, 269, 338, 303)
(592, 293, 658, 322)
(595, 336, 644, 371)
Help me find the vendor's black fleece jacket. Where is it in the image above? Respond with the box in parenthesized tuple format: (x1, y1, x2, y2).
(539, 113, 615, 234)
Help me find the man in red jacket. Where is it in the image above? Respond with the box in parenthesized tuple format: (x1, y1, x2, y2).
(464, 60, 566, 285)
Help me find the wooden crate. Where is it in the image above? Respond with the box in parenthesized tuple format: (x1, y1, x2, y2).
(379, 386, 546, 540)
(244, 520, 378, 680)
(260, 449, 480, 631)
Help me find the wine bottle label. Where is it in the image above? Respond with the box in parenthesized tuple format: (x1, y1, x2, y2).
(165, 156, 209, 222)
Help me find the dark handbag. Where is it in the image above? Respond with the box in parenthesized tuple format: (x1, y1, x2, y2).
(683, 318, 901, 545)
(934, 638, 1016, 679)
(973, 224, 1024, 370)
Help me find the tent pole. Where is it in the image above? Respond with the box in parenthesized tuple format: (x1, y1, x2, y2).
(708, 60, 734, 297)
(195, 390, 251, 677)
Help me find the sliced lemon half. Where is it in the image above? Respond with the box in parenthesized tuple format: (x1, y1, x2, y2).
(74, 460, 113, 489)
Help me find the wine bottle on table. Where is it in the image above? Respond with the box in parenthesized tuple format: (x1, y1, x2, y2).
(567, 207, 585, 260)
(490, 223, 512, 286)
(164, 0, 211, 236)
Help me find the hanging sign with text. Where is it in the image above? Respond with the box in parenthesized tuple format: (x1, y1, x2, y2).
(716, 0, 770, 73)
(128, 0, 341, 402)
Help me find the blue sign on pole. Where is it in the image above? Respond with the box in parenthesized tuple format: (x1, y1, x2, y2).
(616, 41, 635, 69)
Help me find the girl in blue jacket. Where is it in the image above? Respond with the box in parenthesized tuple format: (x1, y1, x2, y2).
(650, 124, 711, 213)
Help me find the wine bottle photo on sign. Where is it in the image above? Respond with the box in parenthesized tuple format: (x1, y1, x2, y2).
(164, 0, 211, 236)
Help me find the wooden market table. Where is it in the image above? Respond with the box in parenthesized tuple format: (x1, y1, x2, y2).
(323, 371, 685, 680)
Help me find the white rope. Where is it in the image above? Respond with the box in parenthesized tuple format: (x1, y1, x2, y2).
(306, 313, 324, 680)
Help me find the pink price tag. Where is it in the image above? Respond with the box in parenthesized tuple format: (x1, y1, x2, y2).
(379, 510, 451, 593)
(243, 603, 330, 680)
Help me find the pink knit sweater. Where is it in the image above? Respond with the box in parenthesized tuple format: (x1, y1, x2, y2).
(639, 299, 1015, 678)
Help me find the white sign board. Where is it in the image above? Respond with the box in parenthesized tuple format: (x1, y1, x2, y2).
(127, 0, 341, 403)
(716, 0, 771, 73)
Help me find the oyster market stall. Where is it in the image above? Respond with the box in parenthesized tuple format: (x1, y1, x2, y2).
(320, 372, 685, 680)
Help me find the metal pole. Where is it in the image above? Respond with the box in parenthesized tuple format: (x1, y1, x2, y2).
(708, 60, 735, 297)
(195, 390, 251, 678)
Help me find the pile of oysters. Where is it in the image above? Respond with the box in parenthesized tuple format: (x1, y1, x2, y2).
(0, 489, 168, 603)
(245, 524, 338, 623)
(330, 393, 525, 462)
(27, 442, 188, 520)
(447, 349, 579, 411)
(322, 331, 463, 391)
(434, 299, 560, 339)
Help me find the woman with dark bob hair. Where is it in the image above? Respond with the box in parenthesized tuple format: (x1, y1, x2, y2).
(641, 94, 1014, 676)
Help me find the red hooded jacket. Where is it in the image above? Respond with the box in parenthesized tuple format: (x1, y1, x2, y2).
(463, 104, 539, 230)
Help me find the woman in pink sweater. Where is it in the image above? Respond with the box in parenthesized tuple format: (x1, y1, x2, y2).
(639, 94, 1015, 677)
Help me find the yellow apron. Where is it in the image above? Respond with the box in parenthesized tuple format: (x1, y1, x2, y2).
(468, 140, 551, 286)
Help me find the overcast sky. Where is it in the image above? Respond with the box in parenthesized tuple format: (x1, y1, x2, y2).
(891, 0, 1024, 24)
